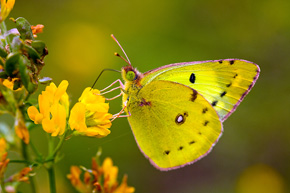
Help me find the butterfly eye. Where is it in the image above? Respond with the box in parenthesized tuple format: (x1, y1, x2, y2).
(126, 71, 136, 81)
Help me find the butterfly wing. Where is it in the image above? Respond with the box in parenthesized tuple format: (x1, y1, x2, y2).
(141, 59, 260, 121)
(126, 80, 222, 170)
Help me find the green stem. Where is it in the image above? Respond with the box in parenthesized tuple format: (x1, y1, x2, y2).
(21, 140, 28, 161)
(51, 130, 68, 158)
(9, 159, 31, 164)
(21, 141, 37, 193)
(45, 128, 69, 193)
(29, 139, 42, 158)
(29, 175, 37, 193)
(47, 166, 56, 193)
(1, 179, 8, 193)
(47, 134, 54, 155)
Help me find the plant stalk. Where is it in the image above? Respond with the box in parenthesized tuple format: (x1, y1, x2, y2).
(21, 141, 37, 193)
(47, 166, 56, 193)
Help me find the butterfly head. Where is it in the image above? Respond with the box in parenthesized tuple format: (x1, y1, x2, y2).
(122, 65, 143, 82)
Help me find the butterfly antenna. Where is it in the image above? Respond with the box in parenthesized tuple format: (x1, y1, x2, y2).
(114, 52, 131, 66)
(91, 68, 121, 89)
(111, 34, 132, 66)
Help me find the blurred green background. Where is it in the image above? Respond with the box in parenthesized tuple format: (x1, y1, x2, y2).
(5, 0, 290, 192)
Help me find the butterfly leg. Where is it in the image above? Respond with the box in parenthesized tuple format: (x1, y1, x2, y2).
(106, 92, 123, 101)
(98, 79, 124, 101)
(101, 86, 122, 95)
(111, 105, 131, 122)
(100, 79, 124, 92)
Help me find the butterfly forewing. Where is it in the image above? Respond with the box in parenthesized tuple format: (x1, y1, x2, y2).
(127, 80, 222, 170)
(142, 59, 260, 121)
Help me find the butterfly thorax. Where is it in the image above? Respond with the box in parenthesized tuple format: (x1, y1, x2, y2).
(121, 66, 144, 112)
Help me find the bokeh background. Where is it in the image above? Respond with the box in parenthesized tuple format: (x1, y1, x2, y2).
(4, 0, 290, 192)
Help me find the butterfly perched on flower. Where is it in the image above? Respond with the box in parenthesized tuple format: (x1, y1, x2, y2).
(104, 35, 260, 171)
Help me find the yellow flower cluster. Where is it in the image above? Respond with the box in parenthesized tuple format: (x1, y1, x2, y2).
(67, 157, 135, 193)
(0, 0, 15, 22)
(28, 80, 69, 136)
(69, 87, 112, 138)
(27, 80, 112, 138)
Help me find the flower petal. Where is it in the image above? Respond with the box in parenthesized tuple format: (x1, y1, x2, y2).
(69, 102, 87, 131)
(54, 80, 69, 102)
(27, 106, 43, 124)
(83, 126, 111, 138)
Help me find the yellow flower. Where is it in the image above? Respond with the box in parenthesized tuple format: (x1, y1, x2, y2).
(10, 167, 32, 182)
(0, 152, 9, 180)
(114, 175, 135, 193)
(67, 156, 135, 193)
(31, 24, 44, 38)
(0, 138, 7, 158)
(0, 0, 15, 22)
(67, 166, 88, 193)
(0, 138, 9, 181)
(1, 78, 23, 91)
(69, 87, 112, 138)
(102, 157, 118, 190)
(27, 80, 69, 136)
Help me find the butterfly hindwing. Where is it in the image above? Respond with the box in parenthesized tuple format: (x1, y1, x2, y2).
(126, 80, 222, 170)
(141, 59, 260, 121)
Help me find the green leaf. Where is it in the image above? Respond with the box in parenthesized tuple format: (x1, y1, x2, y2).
(5, 52, 20, 77)
(31, 40, 47, 56)
(11, 36, 24, 53)
(13, 17, 34, 40)
(0, 46, 7, 58)
(0, 84, 17, 114)
(23, 44, 40, 62)
(19, 56, 37, 93)
(0, 69, 8, 78)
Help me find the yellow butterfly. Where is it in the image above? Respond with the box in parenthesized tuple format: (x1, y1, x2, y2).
(108, 35, 260, 171)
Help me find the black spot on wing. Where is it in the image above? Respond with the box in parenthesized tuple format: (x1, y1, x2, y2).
(178, 146, 184, 150)
(190, 90, 198, 102)
(220, 91, 227, 97)
(229, 60, 235, 65)
(226, 83, 232, 87)
(164, 150, 170, 155)
(189, 73, 196, 83)
(204, 120, 209, 126)
(212, 100, 218, 106)
(189, 141, 195, 145)
(233, 74, 238, 78)
(218, 60, 223, 64)
(202, 108, 208, 114)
